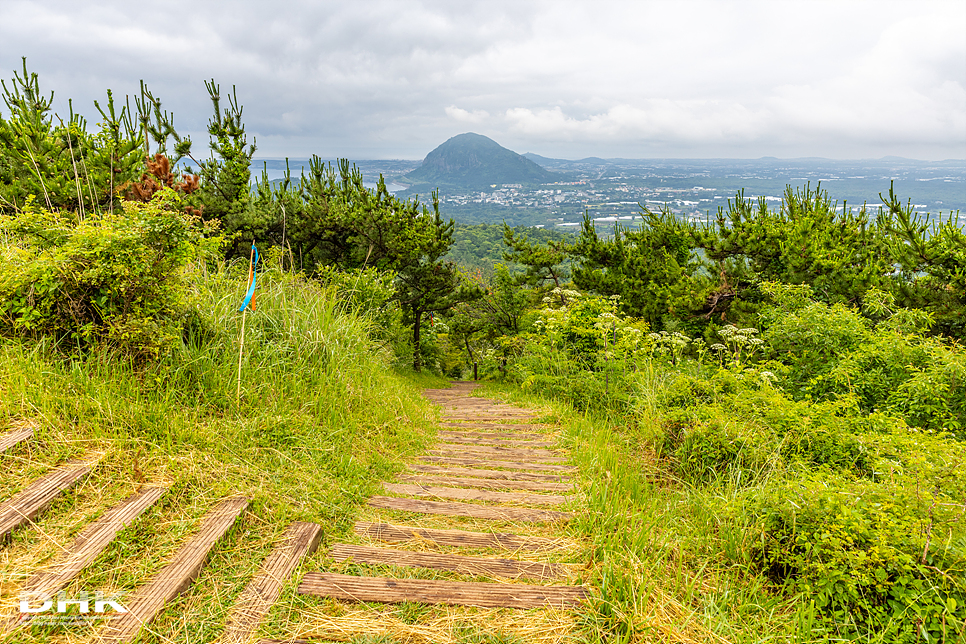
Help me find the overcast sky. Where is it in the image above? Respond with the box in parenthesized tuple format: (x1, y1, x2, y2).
(1, 0, 963, 160)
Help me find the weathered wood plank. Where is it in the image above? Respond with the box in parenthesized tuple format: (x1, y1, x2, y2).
(442, 413, 539, 420)
(354, 522, 566, 552)
(23, 487, 165, 595)
(436, 402, 522, 407)
(4, 486, 166, 633)
(418, 456, 576, 473)
(0, 426, 33, 455)
(438, 408, 534, 415)
(219, 521, 322, 644)
(330, 543, 565, 581)
(439, 434, 555, 448)
(427, 445, 567, 462)
(440, 422, 550, 431)
(407, 464, 571, 482)
(95, 496, 249, 644)
(441, 406, 539, 413)
(398, 474, 572, 493)
(0, 461, 92, 541)
(438, 429, 552, 441)
(367, 496, 572, 523)
(298, 572, 586, 609)
(384, 483, 567, 506)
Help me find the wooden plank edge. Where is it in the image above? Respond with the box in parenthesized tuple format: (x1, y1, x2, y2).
(94, 496, 249, 643)
(298, 572, 587, 609)
(329, 543, 566, 581)
(218, 521, 323, 644)
(367, 496, 573, 523)
(353, 521, 568, 552)
(4, 486, 167, 633)
(0, 460, 94, 541)
(0, 426, 34, 454)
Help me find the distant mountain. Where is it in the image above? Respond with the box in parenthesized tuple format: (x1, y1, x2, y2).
(522, 152, 566, 167)
(403, 133, 562, 191)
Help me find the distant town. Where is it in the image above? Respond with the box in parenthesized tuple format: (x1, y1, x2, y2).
(255, 154, 966, 234)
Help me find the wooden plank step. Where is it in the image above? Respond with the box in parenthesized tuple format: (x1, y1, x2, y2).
(0, 460, 92, 541)
(354, 522, 565, 552)
(20, 488, 164, 595)
(398, 474, 572, 493)
(95, 496, 249, 643)
(368, 496, 572, 523)
(330, 543, 565, 581)
(439, 409, 534, 415)
(4, 486, 166, 633)
(442, 413, 538, 419)
(427, 445, 566, 462)
(408, 464, 571, 482)
(0, 426, 33, 455)
(298, 572, 586, 609)
(384, 483, 566, 506)
(427, 447, 566, 463)
(437, 403, 524, 409)
(439, 435, 555, 448)
(437, 404, 525, 410)
(441, 407, 538, 413)
(437, 429, 552, 441)
(441, 422, 549, 430)
(219, 521, 322, 644)
(418, 456, 575, 473)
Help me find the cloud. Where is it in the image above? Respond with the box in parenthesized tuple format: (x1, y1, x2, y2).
(505, 102, 762, 143)
(445, 106, 490, 124)
(0, 0, 961, 159)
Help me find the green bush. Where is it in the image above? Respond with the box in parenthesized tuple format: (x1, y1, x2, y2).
(670, 414, 767, 484)
(760, 283, 966, 435)
(314, 264, 402, 342)
(729, 477, 966, 642)
(0, 190, 217, 360)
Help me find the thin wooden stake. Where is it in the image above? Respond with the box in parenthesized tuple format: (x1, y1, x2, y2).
(236, 308, 247, 403)
(236, 244, 255, 404)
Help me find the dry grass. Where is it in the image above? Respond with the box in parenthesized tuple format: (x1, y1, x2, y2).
(289, 601, 580, 644)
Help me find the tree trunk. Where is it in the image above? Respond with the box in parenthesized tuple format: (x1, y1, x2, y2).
(412, 309, 422, 372)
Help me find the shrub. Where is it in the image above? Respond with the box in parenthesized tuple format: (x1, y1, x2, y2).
(0, 190, 217, 360)
(760, 283, 966, 435)
(729, 477, 966, 642)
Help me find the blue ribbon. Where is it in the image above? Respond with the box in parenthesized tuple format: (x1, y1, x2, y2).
(238, 245, 259, 312)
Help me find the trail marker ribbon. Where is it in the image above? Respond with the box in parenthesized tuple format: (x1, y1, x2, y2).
(239, 245, 259, 312)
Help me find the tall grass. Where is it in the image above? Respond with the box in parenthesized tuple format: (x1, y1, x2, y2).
(0, 258, 445, 642)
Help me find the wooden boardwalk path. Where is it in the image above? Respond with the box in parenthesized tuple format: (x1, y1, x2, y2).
(297, 381, 588, 641)
(0, 383, 587, 642)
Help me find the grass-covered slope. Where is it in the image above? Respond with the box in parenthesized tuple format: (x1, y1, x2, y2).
(0, 260, 445, 642)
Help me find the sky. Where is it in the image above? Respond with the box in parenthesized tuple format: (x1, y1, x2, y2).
(1, 0, 964, 161)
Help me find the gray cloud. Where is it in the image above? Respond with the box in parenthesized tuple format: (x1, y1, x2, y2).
(1, 0, 962, 160)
